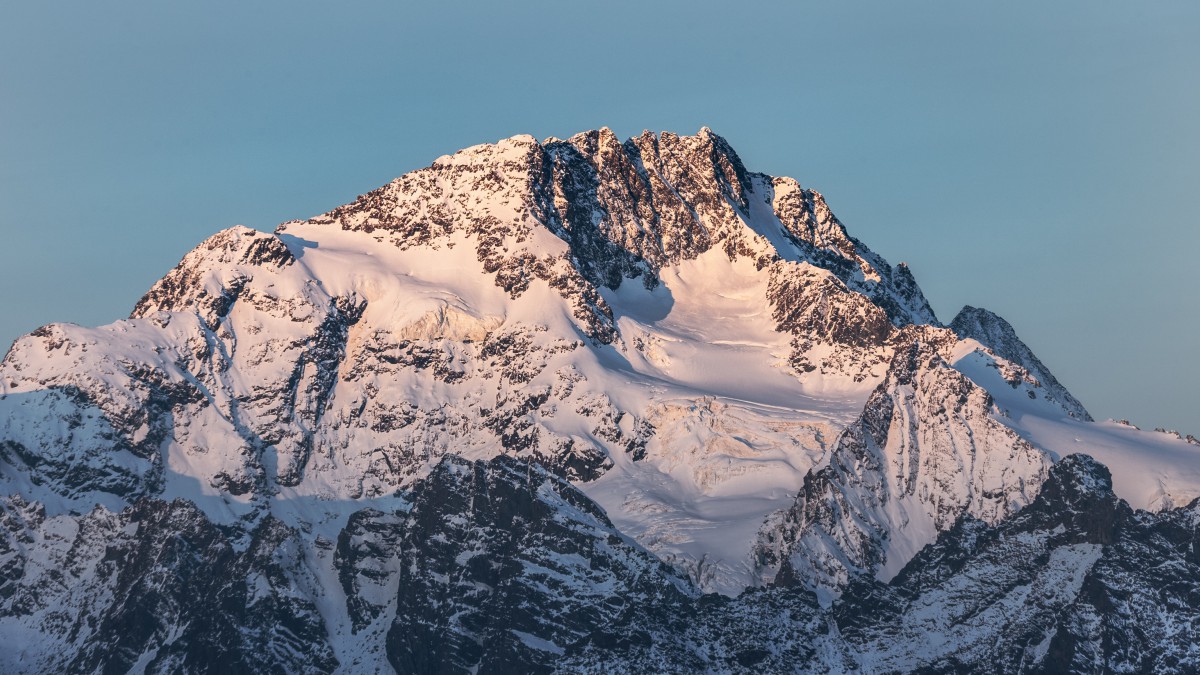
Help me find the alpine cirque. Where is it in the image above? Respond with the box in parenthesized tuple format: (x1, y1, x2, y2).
(2, 128, 1198, 673)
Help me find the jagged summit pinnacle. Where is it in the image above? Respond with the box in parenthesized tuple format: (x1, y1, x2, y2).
(285, 125, 940, 333)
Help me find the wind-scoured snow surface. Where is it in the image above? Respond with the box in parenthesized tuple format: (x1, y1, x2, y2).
(2, 128, 1198, 673)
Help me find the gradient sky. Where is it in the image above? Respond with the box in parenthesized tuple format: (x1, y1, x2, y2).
(1, 1, 1197, 433)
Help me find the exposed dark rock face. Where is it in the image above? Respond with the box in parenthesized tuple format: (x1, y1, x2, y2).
(0, 455, 698, 674)
(0, 497, 337, 674)
(755, 328, 1051, 595)
(767, 261, 895, 381)
(335, 507, 407, 635)
(4, 452, 1196, 674)
(383, 455, 694, 674)
(561, 586, 834, 673)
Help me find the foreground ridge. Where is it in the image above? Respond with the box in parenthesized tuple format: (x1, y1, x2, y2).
(3, 455, 1195, 672)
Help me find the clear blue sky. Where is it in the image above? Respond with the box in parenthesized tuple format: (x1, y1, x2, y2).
(2, 1, 1197, 433)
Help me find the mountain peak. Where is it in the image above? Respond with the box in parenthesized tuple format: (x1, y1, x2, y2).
(3, 125, 1200, 672)
(294, 127, 938, 333)
(951, 304, 1092, 420)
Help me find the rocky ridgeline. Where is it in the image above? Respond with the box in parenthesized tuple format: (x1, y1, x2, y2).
(296, 127, 937, 337)
(951, 305, 1092, 421)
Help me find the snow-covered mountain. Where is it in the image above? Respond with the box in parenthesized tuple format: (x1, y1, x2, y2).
(2, 128, 1198, 673)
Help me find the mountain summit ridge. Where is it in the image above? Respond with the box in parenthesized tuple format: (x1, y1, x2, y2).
(286, 127, 939, 334)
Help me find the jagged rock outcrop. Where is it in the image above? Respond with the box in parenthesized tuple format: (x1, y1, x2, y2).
(302, 127, 937, 333)
(767, 261, 895, 381)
